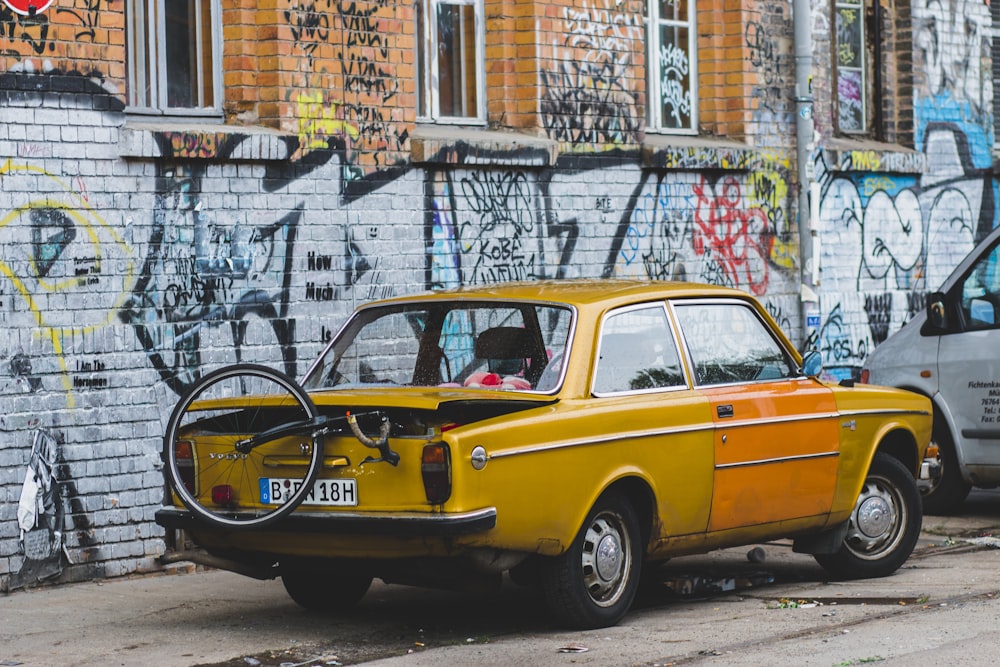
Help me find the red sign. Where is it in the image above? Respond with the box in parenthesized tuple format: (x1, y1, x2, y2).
(2, 0, 55, 15)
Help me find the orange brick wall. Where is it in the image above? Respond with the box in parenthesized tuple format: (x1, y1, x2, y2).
(2, 0, 784, 154)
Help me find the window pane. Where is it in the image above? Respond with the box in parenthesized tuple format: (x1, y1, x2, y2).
(835, 0, 865, 132)
(127, 0, 154, 107)
(675, 303, 793, 385)
(837, 70, 864, 132)
(659, 0, 687, 22)
(594, 306, 684, 394)
(165, 0, 196, 107)
(658, 25, 693, 130)
(436, 2, 478, 117)
(417, 0, 428, 117)
(836, 6, 863, 68)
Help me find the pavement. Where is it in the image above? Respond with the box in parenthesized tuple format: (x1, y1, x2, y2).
(3, 491, 1000, 667)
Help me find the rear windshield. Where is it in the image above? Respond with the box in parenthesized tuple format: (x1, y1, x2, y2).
(302, 301, 574, 393)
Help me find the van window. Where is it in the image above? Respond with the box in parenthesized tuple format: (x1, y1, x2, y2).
(959, 241, 1000, 330)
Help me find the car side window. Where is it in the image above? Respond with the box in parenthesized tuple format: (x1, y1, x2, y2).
(673, 301, 794, 386)
(958, 241, 1000, 330)
(593, 305, 684, 394)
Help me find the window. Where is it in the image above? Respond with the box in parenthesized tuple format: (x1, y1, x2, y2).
(644, 0, 696, 133)
(593, 305, 684, 394)
(957, 240, 1000, 330)
(674, 301, 794, 385)
(834, 0, 874, 134)
(417, 0, 486, 123)
(126, 0, 222, 116)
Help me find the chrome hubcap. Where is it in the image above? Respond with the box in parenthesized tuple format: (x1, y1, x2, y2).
(857, 496, 892, 537)
(580, 512, 631, 607)
(845, 477, 904, 559)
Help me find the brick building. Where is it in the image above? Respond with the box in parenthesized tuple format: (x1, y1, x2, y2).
(0, 0, 995, 588)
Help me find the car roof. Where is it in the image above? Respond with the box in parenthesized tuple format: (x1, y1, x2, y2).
(359, 279, 751, 310)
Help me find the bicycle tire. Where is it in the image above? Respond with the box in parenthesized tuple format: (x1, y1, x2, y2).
(163, 363, 323, 529)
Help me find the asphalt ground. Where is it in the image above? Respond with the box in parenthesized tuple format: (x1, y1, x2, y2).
(3, 490, 1000, 667)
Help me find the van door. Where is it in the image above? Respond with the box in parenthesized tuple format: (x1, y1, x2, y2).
(936, 238, 1000, 470)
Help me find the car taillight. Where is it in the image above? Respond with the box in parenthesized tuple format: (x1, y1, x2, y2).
(859, 369, 870, 384)
(421, 443, 451, 504)
(174, 439, 196, 496)
(212, 484, 236, 506)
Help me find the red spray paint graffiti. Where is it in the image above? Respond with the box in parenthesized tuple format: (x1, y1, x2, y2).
(693, 175, 773, 295)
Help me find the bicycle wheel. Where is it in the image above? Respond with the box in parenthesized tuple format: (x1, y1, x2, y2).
(163, 363, 324, 529)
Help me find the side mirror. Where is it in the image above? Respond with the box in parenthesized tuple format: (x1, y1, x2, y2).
(923, 291, 947, 333)
(800, 350, 823, 378)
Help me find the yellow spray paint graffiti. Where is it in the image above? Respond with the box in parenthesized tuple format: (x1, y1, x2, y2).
(296, 90, 360, 154)
(749, 153, 797, 271)
(0, 160, 135, 406)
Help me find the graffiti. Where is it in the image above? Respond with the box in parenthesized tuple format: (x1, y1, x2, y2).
(284, 0, 333, 63)
(745, 22, 779, 87)
(120, 144, 301, 394)
(0, 5, 53, 57)
(55, 0, 100, 41)
(334, 0, 406, 179)
(814, 302, 870, 382)
(0, 160, 135, 404)
(914, 0, 991, 116)
(764, 300, 793, 333)
(541, 0, 642, 146)
(693, 175, 774, 295)
(11, 429, 64, 588)
(746, 16, 790, 119)
(658, 42, 693, 128)
(297, 91, 360, 154)
(459, 170, 536, 285)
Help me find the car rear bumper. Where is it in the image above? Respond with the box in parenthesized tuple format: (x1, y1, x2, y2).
(155, 505, 498, 537)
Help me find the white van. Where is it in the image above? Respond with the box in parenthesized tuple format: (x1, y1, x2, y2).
(862, 225, 1000, 513)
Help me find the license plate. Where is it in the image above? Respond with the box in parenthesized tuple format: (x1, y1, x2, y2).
(260, 477, 358, 506)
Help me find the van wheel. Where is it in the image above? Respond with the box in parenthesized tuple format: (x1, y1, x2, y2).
(921, 419, 971, 515)
(541, 491, 642, 629)
(814, 453, 921, 579)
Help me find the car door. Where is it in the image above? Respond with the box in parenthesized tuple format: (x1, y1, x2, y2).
(592, 303, 715, 538)
(671, 299, 841, 532)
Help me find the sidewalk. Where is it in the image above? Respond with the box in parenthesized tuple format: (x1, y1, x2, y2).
(0, 567, 300, 667)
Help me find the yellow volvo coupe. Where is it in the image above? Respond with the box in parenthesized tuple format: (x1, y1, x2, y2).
(156, 280, 932, 629)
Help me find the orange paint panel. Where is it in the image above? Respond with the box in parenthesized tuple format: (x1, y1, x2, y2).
(709, 457, 839, 531)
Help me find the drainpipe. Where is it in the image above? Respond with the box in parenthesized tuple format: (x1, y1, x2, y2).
(793, 0, 820, 350)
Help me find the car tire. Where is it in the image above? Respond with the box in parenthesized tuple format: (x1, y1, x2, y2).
(814, 452, 922, 580)
(540, 491, 642, 629)
(921, 417, 971, 515)
(280, 558, 373, 612)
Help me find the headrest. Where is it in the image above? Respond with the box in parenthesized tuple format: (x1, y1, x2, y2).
(474, 327, 531, 359)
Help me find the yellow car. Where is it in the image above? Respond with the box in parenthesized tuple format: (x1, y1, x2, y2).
(156, 280, 932, 629)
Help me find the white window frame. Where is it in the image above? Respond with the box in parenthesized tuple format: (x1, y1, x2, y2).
(645, 0, 697, 134)
(417, 0, 487, 124)
(126, 0, 223, 117)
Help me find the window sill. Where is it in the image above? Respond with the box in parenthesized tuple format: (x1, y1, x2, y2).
(640, 135, 763, 171)
(816, 137, 926, 174)
(119, 121, 296, 161)
(410, 125, 559, 167)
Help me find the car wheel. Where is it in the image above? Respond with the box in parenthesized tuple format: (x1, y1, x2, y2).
(921, 417, 971, 515)
(541, 491, 642, 629)
(280, 558, 373, 612)
(814, 452, 921, 580)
